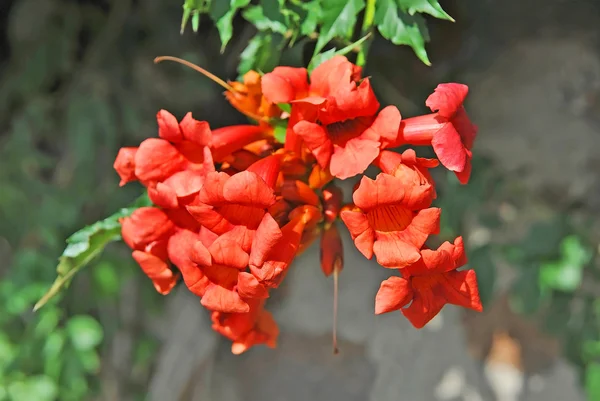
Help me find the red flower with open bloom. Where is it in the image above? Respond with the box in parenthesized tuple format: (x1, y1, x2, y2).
(189, 228, 269, 313)
(186, 155, 281, 239)
(211, 298, 279, 355)
(121, 207, 178, 295)
(134, 110, 212, 184)
(375, 236, 482, 328)
(375, 149, 439, 202)
(396, 83, 477, 184)
(340, 173, 440, 268)
(288, 57, 401, 179)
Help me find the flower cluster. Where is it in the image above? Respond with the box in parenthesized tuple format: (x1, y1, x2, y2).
(114, 56, 482, 353)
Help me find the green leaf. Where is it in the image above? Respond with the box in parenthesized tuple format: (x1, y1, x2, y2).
(397, 0, 455, 21)
(7, 376, 58, 401)
(92, 261, 121, 297)
(467, 245, 496, 307)
(375, 0, 431, 65)
(273, 121, 288, 143)
(237, 32, 284, 78)
(277, 103, 292, 113)
(299, 1, 322, 36)
(314, 0, 365, 55)
(33, 194, 151, 311)
(67, 315, 103, 351)
(586, 363, 600, 401)
(308, 33, 371, 72)
(209, 0, 252, 51)
(538, 235, 591, 293)
(243, 1, 288, 34)
(561, 235, 592, 266)
(539, 260, 583, 293)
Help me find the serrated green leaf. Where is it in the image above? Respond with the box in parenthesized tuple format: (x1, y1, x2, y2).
(243, 5, 288, 34)
(67, 315, 103, 351)
(237, 32, 284, 78)
(209, 0, 252, 51)
(375, 0, 431, 65)
(299, 1, 322, 36)
(314, 0, 365, 55)
(308, 33, 371, 72)
(397, 0, 454, 21)
(33, 194, 151, 312)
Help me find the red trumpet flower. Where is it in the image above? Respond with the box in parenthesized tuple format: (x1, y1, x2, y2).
(396, 83, 477, 184)
(375, 237, 482, 328)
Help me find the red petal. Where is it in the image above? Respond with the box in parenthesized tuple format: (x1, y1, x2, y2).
(237, 272, 269, 299)
(167, 229, 209, 296)
(186, 204, 233, 235)
(402, 284, 446, 329)
(249, 213, 283, 267)
(454, 156, 472, 185)
(281, 180, 320, 206)
(452, 108, 477, 150)
(250, 217, 304, 287)
(211, 125, 267, 162)
(261, 72, 296, 104)
(375, 276, 413, 314)
(309, 56, 351, 96)
(431, 123, 468, 173)
(179, 112, 212, 145)
(190, 240, 212, 267)
(329, 137, 380, 179)
(201, 285, 249, 313)
(134, 138, 187, 182)
(352, 174, 406, 211)
(132, 250, 178, 295)
(340, 210, 374, 260)
(372, 233, 422, 268)
(397, 207, 441, 248)
(321, 78, 379, 124)
(162, 170, 206, 199)
(223, 171, 276, 208)
(425, 83, 469, 119)
(113, 147, 138, 186)
(368, 105, 402, 148)
(157, 109, 182, 142)
(208, 236, 249, 270)
(438, 270, 482, 311)
(246, 154, 282, 189)
(293, 121, 332, 169)
(121, 207, 175, 249)
(268, 67, 309, 100)
(198, 171, 230, 205)
(148, 182, 178, 209)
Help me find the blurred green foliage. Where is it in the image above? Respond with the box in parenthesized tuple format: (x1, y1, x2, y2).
(436, 156, 600, 401)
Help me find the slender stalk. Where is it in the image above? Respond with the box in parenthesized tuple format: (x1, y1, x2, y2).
(154, 56, 236, 92)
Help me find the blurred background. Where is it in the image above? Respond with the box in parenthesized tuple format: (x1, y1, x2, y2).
(1, 0, 600, 400)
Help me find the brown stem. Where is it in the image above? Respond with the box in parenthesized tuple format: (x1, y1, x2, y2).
(333, 267, 340, 355)
(153, 56, 236, 93)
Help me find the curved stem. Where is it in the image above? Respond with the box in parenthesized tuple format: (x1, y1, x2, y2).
(154, 56, 236, 92)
